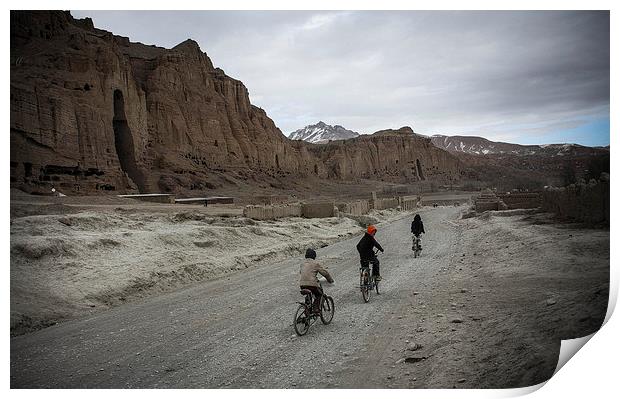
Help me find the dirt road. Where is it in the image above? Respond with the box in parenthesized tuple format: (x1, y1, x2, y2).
(10, 206, 608, 388)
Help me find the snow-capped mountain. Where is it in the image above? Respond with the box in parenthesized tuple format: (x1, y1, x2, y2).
(288, 121, 360, 144)
(430, 134, 607, 157)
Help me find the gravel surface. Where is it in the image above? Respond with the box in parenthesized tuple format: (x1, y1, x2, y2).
(10, 206, 608, 388)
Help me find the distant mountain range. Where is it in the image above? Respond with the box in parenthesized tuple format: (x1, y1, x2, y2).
(430, 134, 608, 157)
(288, 121, 359, 144)
(289, 123, 609, 158)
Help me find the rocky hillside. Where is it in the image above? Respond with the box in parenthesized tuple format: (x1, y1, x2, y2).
(431, 135, 610, 190)
(431, 134, 607, 158)
(10, 11, 463, 195)
(307, 127, 462, 183)
(289, 121, 359, 144)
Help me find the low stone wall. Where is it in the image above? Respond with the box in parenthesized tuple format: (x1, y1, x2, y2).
(399, 197, 419, 211)
(251, 195, 290, 205)
(541, 178, 609, 225)
(302, 202, 337, 218)
(243, 204, 302, 220)
(372, 197, 399, 210)
(498, 193, 541, 209)
(475, 201, 501, 212)
(244, 195, 418, 220)
(474, 190, 507, 212)
(337, 200, 370, 216)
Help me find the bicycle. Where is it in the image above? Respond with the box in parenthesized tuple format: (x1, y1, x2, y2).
(293, 282, 335, 336)
(412, 234, 422, 258)
(359, 250, 381, 302)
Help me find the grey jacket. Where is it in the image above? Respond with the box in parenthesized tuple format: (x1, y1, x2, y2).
(299, 259, 334, 287)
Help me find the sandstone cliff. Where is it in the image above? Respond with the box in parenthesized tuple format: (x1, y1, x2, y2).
(10, 11, 462, 195)
(308, 127, 461, 183)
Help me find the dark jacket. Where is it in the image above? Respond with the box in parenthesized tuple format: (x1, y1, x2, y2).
(411, 216, 425, 235)
(356, 233, 384, 260)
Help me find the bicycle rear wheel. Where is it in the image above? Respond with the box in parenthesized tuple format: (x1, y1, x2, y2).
(361, 271, 370, 303)
(293, 304, 310, 336)
(320, 296, 335, 324)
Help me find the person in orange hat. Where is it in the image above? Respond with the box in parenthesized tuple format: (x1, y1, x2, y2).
(356, 224, 385, 281)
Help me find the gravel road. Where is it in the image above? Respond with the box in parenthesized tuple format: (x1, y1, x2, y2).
(10, 206, 608, 388)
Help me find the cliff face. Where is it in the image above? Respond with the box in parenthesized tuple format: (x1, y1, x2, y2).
(10, 11, 462, 195)
(309, 127, 461, 183)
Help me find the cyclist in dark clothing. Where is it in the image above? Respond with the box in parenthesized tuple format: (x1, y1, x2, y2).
(411, 214, 425, 249)
(356, 225, 384, 280)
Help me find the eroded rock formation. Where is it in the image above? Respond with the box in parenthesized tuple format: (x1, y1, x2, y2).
(308, 127, 461, 183)
(10, 11, 462, 195)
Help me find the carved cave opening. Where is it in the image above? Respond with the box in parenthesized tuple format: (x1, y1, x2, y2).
(113, 89, 145, 192)
(24, 162, 32, 177)
(416, 159, 425, 180)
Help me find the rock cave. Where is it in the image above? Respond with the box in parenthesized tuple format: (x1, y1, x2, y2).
(113, 89, 145, 192)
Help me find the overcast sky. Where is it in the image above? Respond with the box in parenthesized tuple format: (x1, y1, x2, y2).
(72, 10, 610, 146)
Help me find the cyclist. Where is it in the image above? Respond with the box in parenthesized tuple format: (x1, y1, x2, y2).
(299, 248, 334, 314)
(411, 214, 425, 249)
(356, 225, 384, 281)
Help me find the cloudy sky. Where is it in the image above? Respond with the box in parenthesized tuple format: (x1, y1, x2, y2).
(72, 10, 610, 146)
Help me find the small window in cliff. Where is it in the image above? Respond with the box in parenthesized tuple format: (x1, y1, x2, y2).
(314, 164, 318, 174)
(84, 84, 91, 91)
(214, 140, 219, 147)
(275, 154, 280, 168)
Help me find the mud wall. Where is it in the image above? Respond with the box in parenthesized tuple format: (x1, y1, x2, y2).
(497, 193, 542, 209)
(399, 197, 419, 211)
(337, 200, 370, 216)
(541, 177, 610, 225)
(372, 198, 399, 210)
(301, 202, 337, 218)
(243, 204, 303, 220)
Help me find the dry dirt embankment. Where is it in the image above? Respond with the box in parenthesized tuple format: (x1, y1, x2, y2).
(10, 204, 405, 336)
(365, 210, 609, 388)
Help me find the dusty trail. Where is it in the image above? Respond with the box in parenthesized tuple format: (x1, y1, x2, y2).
(10, 206, 607, 388)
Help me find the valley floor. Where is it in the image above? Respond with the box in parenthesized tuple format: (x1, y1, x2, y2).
(10, 205, 608, 388)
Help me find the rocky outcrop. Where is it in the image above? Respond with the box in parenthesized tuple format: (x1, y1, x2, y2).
(308, 127, 462, 183)
(10, 11, 463, 195)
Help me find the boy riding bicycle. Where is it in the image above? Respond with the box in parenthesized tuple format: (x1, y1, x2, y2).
(411, 214, 425, 249)
(356, 225, 384, 281)
(299, 248, 334, 313)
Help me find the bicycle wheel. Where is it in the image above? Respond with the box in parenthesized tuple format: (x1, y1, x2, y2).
(293, 304, 310, 336)
(320, 296, 335, 325)
(361, 272, 370, 303)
